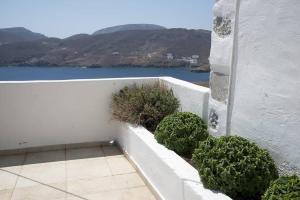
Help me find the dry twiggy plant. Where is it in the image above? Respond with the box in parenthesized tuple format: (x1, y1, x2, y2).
(111, 81, 180, 131)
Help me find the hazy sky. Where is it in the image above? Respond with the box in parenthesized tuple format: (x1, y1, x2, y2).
(0, 0, 213, 38)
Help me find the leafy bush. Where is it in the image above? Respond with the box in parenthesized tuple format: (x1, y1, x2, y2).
(111, 82, 179, 132)
(154, 112, 208, 157)
(262, 175, 300, 200)
(192, 136, 278, 199)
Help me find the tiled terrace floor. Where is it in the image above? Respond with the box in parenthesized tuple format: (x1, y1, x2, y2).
(0, 145, 157, 200)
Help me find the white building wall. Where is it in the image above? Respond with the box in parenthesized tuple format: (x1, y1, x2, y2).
(214, 0, 300, 174)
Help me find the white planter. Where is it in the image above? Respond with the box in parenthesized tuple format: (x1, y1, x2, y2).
(117, 124, 231, 200)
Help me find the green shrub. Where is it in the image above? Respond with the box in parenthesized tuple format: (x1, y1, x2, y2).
(111, 82, 179, 132)
(192, 136, 278, 199)
(154, 112, 208, 157)
(262, 175, 300, 200)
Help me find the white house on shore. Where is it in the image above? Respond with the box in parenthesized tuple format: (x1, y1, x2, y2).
(166, 53, 174, 60)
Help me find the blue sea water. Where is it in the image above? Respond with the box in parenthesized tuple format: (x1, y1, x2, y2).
(0, 66, 209, 82)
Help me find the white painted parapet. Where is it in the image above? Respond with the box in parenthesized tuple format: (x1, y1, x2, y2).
(0, 78, 156, 150)
(0, 77, 210, 151)
(160, 77, 210, 122)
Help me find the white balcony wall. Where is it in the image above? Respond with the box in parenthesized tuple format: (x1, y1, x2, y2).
(0, 77, 209, 151)
(0, 78, 156, 150)
(161, 77, 210, 122)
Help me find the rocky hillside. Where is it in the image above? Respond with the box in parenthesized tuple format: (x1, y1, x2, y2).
(0, 25, 211, 68)
(0, 27, 46, 45)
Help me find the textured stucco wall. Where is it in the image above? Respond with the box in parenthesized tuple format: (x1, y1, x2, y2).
(230, 0, 300, 175)
(210, 0, 300, 174)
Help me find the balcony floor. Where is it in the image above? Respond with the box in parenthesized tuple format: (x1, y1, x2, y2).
(0, 145, 157, 200)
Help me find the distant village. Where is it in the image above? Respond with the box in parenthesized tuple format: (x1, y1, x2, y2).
(111, 51, 203, 66)
(166, 53, 200, 66)
(109, 51, 209, 71)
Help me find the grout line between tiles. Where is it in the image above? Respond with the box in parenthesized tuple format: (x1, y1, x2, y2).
(8, 152, 27, 200)
(0, 168, 89, 200)
(2, 145, 150, 200)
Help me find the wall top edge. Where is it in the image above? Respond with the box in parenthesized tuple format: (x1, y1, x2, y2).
(0, 77, 162, 84)
(160, 77, 210, 92)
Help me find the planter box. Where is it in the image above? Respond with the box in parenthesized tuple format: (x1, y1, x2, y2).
(117, 124, 231, 200)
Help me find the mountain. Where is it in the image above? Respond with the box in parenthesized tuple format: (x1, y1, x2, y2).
(0, 27, 46, 45)
(93, 24, 166, 35)
(65, 34, 90, 40)
(0, 27, 211, 68)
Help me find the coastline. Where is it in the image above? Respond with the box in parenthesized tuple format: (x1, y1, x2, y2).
(0, 64, 210, 73)
(0, 66, 210, 82)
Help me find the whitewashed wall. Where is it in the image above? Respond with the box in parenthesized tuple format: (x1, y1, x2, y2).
(160, 77, 210, 122)
(230, 0, 300, 175)
(0, 77, 209, 151)
(0, 78, 156, 150)
(210, 0, 300, 174)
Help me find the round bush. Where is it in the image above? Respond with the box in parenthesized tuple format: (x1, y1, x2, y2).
(111, 82, 179, 132)
(192, 136, 278, 199)
(154, 112, 208, 157)
(262, 175, 300, 200)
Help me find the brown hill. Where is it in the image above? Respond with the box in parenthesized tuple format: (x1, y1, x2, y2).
(0, 28, 211, 67)
(0, 27, 46, 45)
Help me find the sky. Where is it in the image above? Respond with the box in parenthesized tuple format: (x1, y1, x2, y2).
(0, 0, 213, 39)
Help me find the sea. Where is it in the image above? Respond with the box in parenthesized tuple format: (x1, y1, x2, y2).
(0, 66, 209, 83)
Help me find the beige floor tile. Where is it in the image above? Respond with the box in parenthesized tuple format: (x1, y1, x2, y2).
(83, 187, 156, 200)
(83, 190, 123, 200)
(0, 189, 14, 200)
(102, 146, 122, 157)
(20, 162, 66, 189)
(24, 150, 65, 165)
(122, 186, 157, 200)
(0, 154, 25, 173)
(66, 172, 145, 196)
(66, 157, 111, 181)
(66, 147, 104, 161)
(106, 156, 136, 175)
(11, 177, 67, 200)
(0, 170, 19, 190)
(67, 175, 115, 195)
(113, 173, 145, 189)
(1, 147, 156, 200)
(66, 194, 85, 200)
